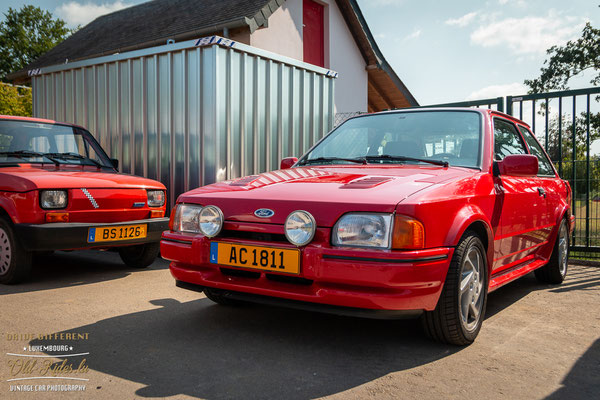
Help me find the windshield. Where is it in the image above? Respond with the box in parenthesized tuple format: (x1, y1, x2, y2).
(0, 120, 113, 168)
(300, 111, 482, 168)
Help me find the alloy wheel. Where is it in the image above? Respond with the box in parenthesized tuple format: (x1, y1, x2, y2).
(558, 222, 568, 276)
(459, 245, 485, 332)
(0, 227, 11, 275)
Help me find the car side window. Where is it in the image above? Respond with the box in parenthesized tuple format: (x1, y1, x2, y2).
(517, 126, 555, 176)
(493, 118, 527, 161)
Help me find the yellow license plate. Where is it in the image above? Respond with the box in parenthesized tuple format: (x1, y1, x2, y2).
(87, 224, 147, 243)
(209, 242, 300, 275)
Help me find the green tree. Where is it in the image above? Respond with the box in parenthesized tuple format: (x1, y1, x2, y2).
(525, 20, 600, 197)
(0, 5, 73, 81)
(0, 83, 32, 116)
(525, 22, 600, 92)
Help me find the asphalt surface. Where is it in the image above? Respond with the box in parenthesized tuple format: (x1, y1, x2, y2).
(1, 250, 599, 399)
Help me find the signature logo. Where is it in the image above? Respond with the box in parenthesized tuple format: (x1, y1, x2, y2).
(254, 209, 275, 218)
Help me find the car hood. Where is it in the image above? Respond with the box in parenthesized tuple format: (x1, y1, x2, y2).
(0, 165, 165, 192)
(178, 165, 475, 226)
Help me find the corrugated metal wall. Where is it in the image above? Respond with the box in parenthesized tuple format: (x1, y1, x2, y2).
(31, 36, 336, 208)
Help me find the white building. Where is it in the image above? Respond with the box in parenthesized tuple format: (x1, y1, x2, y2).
(10, 0, 418, 116)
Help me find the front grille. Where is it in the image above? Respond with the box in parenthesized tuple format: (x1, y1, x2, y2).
(220, 230, 288, 243)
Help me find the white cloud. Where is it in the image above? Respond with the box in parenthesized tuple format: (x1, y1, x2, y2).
(445, 12, 478, 27)
(470, 11, 587, 54)
(55, 1, 133, 27)
(403, 29, 421, 41)
(498, 0, 527, 6)
(466, 82, 527, 101)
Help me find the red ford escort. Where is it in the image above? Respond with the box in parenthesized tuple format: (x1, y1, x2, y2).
(0, 116, 168, 284)
(161, 109, 573, 345)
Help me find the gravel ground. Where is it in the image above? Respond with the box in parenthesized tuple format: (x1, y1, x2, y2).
(1, 251, 598, 399)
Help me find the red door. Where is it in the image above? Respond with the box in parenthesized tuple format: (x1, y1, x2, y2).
(303, 0, 324, 67)
(492, 118, 550, 274)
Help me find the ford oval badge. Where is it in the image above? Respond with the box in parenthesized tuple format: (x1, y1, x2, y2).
(254, 208, 275, 218)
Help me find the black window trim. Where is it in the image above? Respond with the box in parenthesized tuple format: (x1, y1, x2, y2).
(492, 117, 529, 161)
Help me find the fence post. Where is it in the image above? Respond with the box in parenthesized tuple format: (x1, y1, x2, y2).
(496, 97, 504, 113)
(506, 96, 513, 115)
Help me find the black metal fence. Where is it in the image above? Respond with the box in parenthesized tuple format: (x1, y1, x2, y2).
(423, 87, 600, 257)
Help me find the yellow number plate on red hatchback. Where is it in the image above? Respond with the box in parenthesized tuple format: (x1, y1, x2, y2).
(210, 242, 300, 275)
(87, 224, 147, 243)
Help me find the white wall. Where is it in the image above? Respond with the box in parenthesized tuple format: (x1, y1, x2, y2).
(250, 0, 368, 114)
(250, 1, 303, 61)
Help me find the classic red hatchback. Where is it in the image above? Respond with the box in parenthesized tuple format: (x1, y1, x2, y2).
(0, 115, 168, 284)
(161, 109, 573, 345)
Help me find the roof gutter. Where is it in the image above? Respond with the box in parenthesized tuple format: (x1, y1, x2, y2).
(347, 0, 419, 106)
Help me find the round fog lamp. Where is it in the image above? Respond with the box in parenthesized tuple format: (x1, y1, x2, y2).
(199, 205, 224, 237)
(285, 210, 316, 246)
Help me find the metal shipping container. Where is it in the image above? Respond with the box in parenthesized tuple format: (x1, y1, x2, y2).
(31, 35, 337, 208)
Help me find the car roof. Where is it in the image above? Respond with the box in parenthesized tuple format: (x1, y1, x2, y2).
(0, 114, 57, 124)
(0, 115, 88, 130)
(370, 107, 531, 129)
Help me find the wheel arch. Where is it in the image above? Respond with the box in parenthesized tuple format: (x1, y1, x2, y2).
(444, 205, 494, 274)
(0, 204, 14, 224)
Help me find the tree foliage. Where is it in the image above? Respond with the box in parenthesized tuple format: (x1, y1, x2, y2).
(0, 5, 73, 81)
(0, 83, 32, 116)
(524, 19, 600, 197)
(525, 22, 600, 92)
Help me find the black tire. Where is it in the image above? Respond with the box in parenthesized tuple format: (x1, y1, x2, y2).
(422, 231, 488, 346)
(0, 218, 32, 284)
(535, 219, 569, 284)
(204, 288, 245, 306)
(118, 242, 160, 268)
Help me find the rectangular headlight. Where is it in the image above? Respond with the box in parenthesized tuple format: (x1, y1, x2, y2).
(172, 204, 203, 233)
(147, 190, 166, 207)
(40, 190, 68, 210)
(332, 213, 393, 248)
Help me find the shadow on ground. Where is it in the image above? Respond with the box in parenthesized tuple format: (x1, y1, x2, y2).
(31, 298, 458, 399)
(1, 250, 168, 295)
(546, 337, 600, 399)
(28, 267, 598, 399)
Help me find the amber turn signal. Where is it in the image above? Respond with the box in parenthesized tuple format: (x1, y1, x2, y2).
(392, 215, 424, 249)
(168, 206, 177, 231)
(45, 212, 69, 223)
(150, 209, 165, 219)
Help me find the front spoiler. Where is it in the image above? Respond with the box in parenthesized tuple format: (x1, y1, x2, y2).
(176, 280, 423, 320)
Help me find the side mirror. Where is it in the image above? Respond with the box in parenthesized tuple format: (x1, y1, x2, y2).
(280, 157, 298, 170)
(497, 154, 538, 177)
(110, 158, 119, 170)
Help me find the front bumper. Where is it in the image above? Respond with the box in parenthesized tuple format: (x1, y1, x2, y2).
(15, 218, 169, 251)
(161, 230, 454, 312)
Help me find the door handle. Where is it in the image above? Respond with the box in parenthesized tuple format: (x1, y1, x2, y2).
(537, 187, 546, 198)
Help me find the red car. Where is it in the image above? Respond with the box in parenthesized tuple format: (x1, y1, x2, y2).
(0, 115, 168, 284)
(161, 109, 573, 345)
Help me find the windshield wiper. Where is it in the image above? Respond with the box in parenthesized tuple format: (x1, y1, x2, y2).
(0, 150, 60, 166)
(44, 152, 105, 169)
(299, 156, 367, 166)
(365, 155, 449, 167)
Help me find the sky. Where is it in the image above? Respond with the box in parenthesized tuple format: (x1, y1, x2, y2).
(0, 0, 598, 105)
